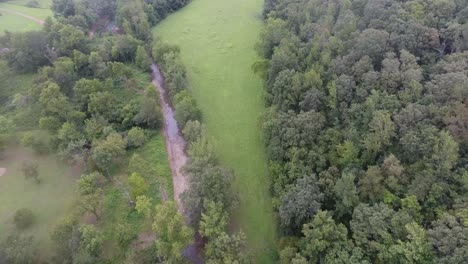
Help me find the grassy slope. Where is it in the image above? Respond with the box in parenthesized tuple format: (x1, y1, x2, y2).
(153, 0, 276, 261)
(0, 145, 77, 256)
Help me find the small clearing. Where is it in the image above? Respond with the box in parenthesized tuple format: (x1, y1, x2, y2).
(0, 168, 6, 177)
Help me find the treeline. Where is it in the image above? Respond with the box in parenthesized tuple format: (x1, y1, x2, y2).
(257, 0, 468, 263)
(51, 0, 190, 40)
(154, 42, 251, 263)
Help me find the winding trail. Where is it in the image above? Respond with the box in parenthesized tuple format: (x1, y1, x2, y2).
(0, 7, 44, 25)
(151, 64, 201, 264)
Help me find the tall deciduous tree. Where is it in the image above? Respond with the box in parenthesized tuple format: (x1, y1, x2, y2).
(152, 201, 193, 262)
(279, 174, 323, 230)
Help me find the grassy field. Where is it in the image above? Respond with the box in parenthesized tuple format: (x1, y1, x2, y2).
(0, 145, 77, 257)
(0, 0, 51, 33)
(153, 0, 277, 261)
(0, 12, 42, 32)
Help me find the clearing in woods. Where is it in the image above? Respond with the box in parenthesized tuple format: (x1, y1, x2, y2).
(0, 145, 77, 258)
(153, 0, 277, 262)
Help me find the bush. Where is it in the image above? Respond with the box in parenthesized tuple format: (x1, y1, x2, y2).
(127, 127, 147, 148)
(26, 0, 40, 8)
(115, 223, 137, 248)
(174, 91, 201, 127)
(182, 120, 204, 144)
(13, 208, 34, 229)
(21, 132, 51, 155)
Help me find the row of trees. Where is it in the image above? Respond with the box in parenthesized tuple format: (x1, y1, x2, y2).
(51, 0, 191, 40)
(155, 42, 251, 263)
(258, 0, 468, 263)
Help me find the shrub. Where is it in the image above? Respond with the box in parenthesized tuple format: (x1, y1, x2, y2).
(26, 0, 40, 8)
(127, 127, 147, 148)
(21, 132, 50, 155)
(13, 208, 34, 229)
(115, 223, 137, 248)
(183, 120, 204, 144)
(174, 91, 201, 127)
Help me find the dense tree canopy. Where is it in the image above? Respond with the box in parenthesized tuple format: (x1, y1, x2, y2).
(260, 0, 468, 262)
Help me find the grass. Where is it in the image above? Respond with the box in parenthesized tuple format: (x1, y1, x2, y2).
(131, 131, 173, 201)
(0, 12, 42, 32)
(100, 132, 172, 261)
(153, 0, 277, 262)
(2, 0, 52, 9)
(0, 2, 52, 19)
(0, 145, 78, 258)
(0, 0, 52, 33)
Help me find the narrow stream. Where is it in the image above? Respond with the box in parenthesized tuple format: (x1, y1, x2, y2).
(151, 64, 202, 264)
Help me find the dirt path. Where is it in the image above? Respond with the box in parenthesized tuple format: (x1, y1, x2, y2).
(151, 64, 202, 264)
(0, 7, 45, 25)
(151, 64, 188, 209)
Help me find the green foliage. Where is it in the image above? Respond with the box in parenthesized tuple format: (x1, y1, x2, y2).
(152, 201, 193, 262)
(182, 120, 204, 144)
(173, 90, 201, 127)
(258, 0, 468, 260)
(200, 200, 228, 239)
(0, 234, 39, 264)
(334, 172, 359, 218)
(21, 160, 40, 184)
(77, 172, 105, 196)
(127, 127, 147, 148)
(115, 223, 137, 248)
(128, 172, 148, 200)
(13, 208, 34, 229)
(135, 45, 151, 71)
(279, 174, 323, 229)
(50, 216, 79, 263)
(91, 132, 127, 173)
(199, 201, 250, 264)
(183, 136, 233, 228)
(152, 42, 180, 63)
(20, 131, 51, 155)
(383, 222, 434, 264)
(133, 85, 162, 129)
(79, 224, 103, 256)
(135, 195, 152, 217)
(296, 211, 368, 264)
(78, 193, 101, 220)
(2, 31, 49, 73)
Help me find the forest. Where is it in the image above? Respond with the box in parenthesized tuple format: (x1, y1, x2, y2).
(1, 0, 468, 263)
(257, 0, 468, 263)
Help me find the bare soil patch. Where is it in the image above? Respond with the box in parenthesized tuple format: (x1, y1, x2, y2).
(0, 168, 6, 177)
(134, 232, 156, 250)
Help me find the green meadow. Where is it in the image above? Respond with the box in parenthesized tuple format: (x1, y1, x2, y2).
(0, 12, 41, 32)
(0, 0, 51, 33)
(0, 145, 77, 257)
(153, 0, 277, 261)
